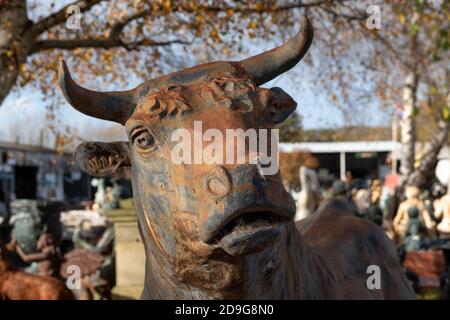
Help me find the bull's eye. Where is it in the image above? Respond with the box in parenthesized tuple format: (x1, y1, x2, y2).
(132, 130, 155, 149)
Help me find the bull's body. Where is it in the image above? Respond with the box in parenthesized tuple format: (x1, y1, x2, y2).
(295, 200, 414, 299)
(138, 199, 414, 299)
(58, 16, 414, 299)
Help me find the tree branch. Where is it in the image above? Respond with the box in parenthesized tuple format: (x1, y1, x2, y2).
(320, 6, 368, 22)
(30, 0, 363, 54)
(32, 37, 189, 52)
(109, 9, 150, 40)
(360, 26, 413, 71)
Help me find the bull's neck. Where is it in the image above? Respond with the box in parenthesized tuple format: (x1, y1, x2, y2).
(140, 221, 329, 299)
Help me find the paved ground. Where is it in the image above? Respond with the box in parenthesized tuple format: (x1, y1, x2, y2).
(112, 285, 143, 300)
(106, 202, 145, 300)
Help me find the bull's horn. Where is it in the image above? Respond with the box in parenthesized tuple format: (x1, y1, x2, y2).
(58, 60, 138, 125)
(241, 16, 313, 86)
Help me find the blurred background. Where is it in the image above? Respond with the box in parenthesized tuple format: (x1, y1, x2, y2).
(0, 0, 448, 299)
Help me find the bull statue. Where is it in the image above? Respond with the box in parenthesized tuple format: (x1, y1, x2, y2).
(58, 17, 414, 299)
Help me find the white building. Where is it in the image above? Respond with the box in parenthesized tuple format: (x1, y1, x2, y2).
(280, 141, 449, 184)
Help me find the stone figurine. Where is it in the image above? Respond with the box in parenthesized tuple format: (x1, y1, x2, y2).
(434, 185, 450, 237)
(294, 166, 319, 221)
(394, 186, 435, 243)
(91, 178, 106, 210)
(58, 17, 414, 299)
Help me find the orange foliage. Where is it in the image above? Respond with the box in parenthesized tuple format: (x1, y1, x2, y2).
(279, 151, 319, 190)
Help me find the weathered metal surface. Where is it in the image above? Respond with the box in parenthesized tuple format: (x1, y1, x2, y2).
(58, 16, 414, 299)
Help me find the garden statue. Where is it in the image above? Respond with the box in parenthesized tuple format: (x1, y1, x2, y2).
(394, 186, 435, 244)
(62, 219, 115, 299)
(15, 232, 60, 277)
(91, 178, 106, 210)
(104, 181, 122, 209)
(434, 185, 450, 236)
(9, 200, 41, 255)
(294, 165, 320, 221)
(434, 182, 450, 298)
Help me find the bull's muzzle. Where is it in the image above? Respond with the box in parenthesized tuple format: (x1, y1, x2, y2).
(199, 165, 295, 256)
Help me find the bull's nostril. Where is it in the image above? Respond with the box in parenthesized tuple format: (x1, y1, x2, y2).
(206, 166, 231, 198)
(208, 178, 228, 197)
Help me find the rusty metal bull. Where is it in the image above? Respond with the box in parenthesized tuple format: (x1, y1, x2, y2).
(58, 17, 415, 299)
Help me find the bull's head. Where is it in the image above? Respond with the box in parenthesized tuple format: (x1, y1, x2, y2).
(60, 17, 313, 293)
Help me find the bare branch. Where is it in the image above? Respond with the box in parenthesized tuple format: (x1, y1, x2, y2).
(359, 26, 413, 71)
(320, 6, 368, 22)
(30, 0, 364, 54)
(109, 9, 150, 40)
(122, 38, 190, 51)
(32, 37, 189, 52)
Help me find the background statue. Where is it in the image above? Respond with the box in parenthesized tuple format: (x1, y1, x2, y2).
(434, 184, 450, 237)
(434, 182, 450, 297)
(61, 219, 115, 300)
(394, 186, 435, 245)
(91, 178, 106, 210)
(294, 165, 320, 221)
(14, 232, 60, 278)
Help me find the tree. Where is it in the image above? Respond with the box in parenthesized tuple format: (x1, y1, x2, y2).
(0, 0, 366, 108)
(368, 1, 449, 191)
(386, 1, 449, 190)
(407, 93, 450, 187)
(279, 151, 318, 190)
(278, 111, 303, 142)
(399, 73, 418, 184)
(306, 0, 449, 190)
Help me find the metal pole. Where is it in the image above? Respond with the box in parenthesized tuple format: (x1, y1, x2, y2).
(340, 151, 346, 181)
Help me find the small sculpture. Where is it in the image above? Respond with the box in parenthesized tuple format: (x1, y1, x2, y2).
(434, 182, 450, 298)
(15, 232, 60, 277)
(91, 178, 106, 210)
(394, 186, 435, 247)
(62, 220, 115, 300)
(294, 166, 320, 221)
(434, 184, 450, 241)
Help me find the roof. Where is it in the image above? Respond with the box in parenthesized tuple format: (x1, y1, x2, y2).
(0, 140, 447, 160)
(280, 141, 401, 154)
(280, 141, 450, 161)
(0, 141, 60, 155)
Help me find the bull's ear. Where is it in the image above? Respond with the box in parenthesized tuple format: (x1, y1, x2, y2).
(270, 87, 297, 124)
(74, 141, 131, 177)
